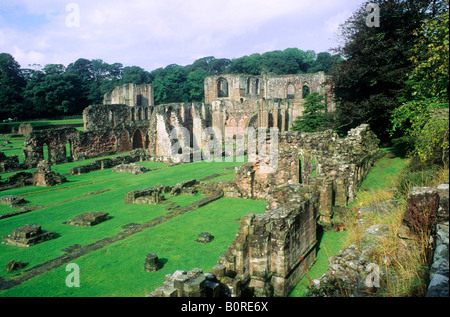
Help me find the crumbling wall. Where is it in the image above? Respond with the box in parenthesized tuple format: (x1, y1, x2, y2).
(218, 192, 317, 297)
(0, 152, 21, 173)
(233, 124, 384, 225)
(103, 83, 154, 107)
(23, 128, 79, 168)
(204, 72, 335, 134)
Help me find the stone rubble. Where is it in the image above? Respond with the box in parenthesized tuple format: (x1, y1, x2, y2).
(32, 160, 66, 187)
(64, 212, 109, 227)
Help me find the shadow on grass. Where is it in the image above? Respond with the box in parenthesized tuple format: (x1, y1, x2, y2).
(315, 226, 325, 256)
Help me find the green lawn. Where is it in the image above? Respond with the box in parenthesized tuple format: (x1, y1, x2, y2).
(0, 118, 83, 131)
(0, 153, 266, 297)
(0, 135, 26, 162)
(358, 148, 408, 192)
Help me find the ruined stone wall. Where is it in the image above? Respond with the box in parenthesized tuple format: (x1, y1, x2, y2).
(0, 152, 21, 173)
(232, 124, 383, 225)
(23, 128, 79, 167)
(103, 83, 154, 107)
(204, 72, 334, 138)
(22, 100, 214, 167)
(218, 185, 317, 297)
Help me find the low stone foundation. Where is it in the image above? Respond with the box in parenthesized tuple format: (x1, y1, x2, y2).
(0, 152, 21, 173)
(112, 163, 151, 175)
(126, 185, 172, 204)
(2, 224, 53, 247)
(149, 268, 243, 297)
(0, 172, 33, 192)
(0, 195, 25, 207)
(69, 149, 149, 175)
(64, 212, 109, 227)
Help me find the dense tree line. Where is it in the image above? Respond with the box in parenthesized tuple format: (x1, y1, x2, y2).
(291, 0, 448, 166)
(0, 48, 340, 120)
(329, 0, 448, 143)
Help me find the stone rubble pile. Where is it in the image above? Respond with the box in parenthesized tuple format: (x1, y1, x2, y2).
(32, 160, 66, 187)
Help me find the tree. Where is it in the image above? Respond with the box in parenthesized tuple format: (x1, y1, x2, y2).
(121, 66, 151, 85)
(151, 64, 189, 104)
(24, 72, 87, 117)
(0, 53, 26, 119)
(187, 68, 207, 102)
(392, 6, 449, 164)
(291, 93, 331, 132)
(308, 52, 343, 73)
(330, 0, 447, 141)
(67, 58, 123, 105)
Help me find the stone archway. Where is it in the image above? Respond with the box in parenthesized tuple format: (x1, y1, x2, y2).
(132, 129, 144, 149)
(237, 116, 248, 137)
(217, 78, 229, 98)
(119, 130, 131, 153)
(224, 116, 237, 138)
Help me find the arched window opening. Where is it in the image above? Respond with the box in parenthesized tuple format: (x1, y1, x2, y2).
(133, 129, 144, 149)
(302, 85, 310, 99)
(298, 154, 303, 184)
(119, 130, 131, 153)
(43, 143, 50, 162)
(217, 78, 229, 98)
(287, 83, 295, 99)
(66, 140, 73, 161)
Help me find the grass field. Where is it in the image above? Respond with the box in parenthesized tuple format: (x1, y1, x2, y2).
(0, 118, 84, 132)
(0, 136, 267, 296)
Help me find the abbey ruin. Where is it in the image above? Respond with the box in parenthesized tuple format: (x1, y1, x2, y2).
(2, 72, 385, 297)
(21, 71, 334, 167)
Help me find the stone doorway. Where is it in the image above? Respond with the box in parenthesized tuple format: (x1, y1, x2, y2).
(133, 129, 144, 149)
(119, 130, 131, 153)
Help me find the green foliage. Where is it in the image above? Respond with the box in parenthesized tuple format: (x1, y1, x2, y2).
(24, 72, 87, 116)
(1, 47, 341, 120)
(186, 68, 207, 102)
(291, 93, 331, 132)
(331, 0, 447, 141)
(0, 53, 26, 119)
(408, 9, 449, 103)
(227, 48, 340, 75)
(392, 6, 449, 164)
(120, 66, 152, 85)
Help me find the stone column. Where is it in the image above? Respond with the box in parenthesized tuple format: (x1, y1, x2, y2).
(273, 109, 278, 129)
(334, 177, 348, 207)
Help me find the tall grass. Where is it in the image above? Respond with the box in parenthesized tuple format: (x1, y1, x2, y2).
(342, 150, 448, 297)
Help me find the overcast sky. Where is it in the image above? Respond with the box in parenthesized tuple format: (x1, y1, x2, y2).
(0, 0, 364, 71)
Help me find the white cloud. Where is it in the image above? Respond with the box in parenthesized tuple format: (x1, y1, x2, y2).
(1, 0, 364, 70)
